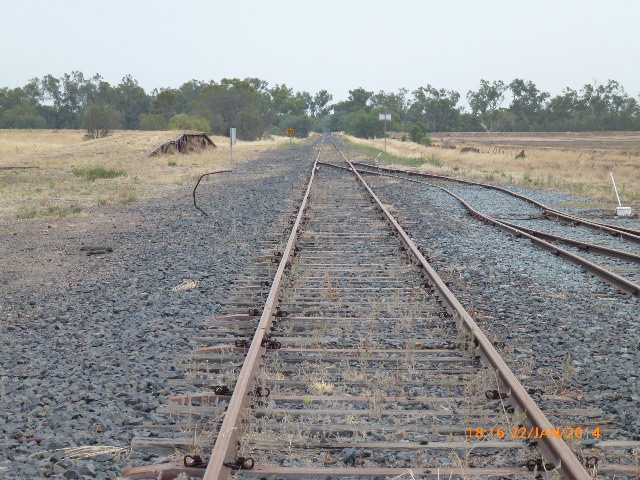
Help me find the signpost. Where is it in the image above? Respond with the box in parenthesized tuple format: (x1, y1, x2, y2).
(379, 113, 391, 152)
(286, 128, 295, 146)
(230, 127, 236, 163)
(610, 171, 632, 216)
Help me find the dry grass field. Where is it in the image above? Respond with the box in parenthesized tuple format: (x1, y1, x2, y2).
(345, 132, 640, 207)
(0, 129, 296, 220)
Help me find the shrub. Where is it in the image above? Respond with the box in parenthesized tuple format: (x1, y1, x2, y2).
(409, 123, 426, 143)
(168, 114, 211, 133)
(16, 205, 38, 219)
(140, 114, 168, 131)
(425, 154, 442, 167)
(73, 167, 126, 181)
(119, 188, 137, 204)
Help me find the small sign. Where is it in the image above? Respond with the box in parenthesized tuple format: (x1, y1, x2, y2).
(286, 128, 295, 136)
(379, 113, 391, 121)
(230, 128, 237, 145)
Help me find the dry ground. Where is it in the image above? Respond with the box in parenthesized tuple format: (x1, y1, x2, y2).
(345, 132, 640, 206)
(0, 129, 299, 220)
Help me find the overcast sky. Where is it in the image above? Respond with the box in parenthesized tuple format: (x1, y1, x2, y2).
(2, 0, 639, 103)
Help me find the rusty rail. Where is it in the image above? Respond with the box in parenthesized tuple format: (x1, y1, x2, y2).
(353, 162, 640, 242)
(200, 144, 323, 480)
(125, 138, 606, 480)
(346, 164, 640, 297)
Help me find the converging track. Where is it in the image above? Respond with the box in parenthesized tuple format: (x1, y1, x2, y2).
(349, 161, 640, 295)
(124, 138, 638, 479)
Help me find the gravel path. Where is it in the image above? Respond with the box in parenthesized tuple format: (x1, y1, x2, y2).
(363, 174, 640, 445)
(0, 144, 316, 479)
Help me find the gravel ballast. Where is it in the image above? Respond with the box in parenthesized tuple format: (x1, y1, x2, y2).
(362, 172, 640, 445)
(0, 144, 317, 479)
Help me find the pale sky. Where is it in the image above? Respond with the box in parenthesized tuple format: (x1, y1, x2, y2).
(2, 0, 639, 103)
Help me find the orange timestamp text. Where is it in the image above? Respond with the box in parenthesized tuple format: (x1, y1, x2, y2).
(467, 426, 601, 440)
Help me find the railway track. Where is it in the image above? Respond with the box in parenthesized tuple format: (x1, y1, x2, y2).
(124, 138, 638, 479)
(347, 160, 640, 295)
(349, 161, 640, 240)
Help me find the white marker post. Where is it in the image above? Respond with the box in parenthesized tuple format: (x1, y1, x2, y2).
(230, 127, 236, 163)
(610, 171, 631, 216)
(379, 113, 391, 153)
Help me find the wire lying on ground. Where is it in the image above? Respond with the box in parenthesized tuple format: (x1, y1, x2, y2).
(192, 171, 232, 216)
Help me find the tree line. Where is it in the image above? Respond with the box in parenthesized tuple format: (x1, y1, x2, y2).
(1, 72, 639, 140)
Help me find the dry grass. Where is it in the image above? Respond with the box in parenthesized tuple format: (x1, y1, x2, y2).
(344, 133, 640, 206)
(0, 129, 85, 159)
(0, 129, 298, 219)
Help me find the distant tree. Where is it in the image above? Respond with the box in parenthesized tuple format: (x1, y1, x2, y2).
(21, 78, 43, 107)
(346, 110, 380, 138)
(151, 89, 178, 118)
(115, 75, 150, 129)
(59, 71, 87, 128)
(237, 111, 264, 140)
(579, 80, 638, 130)
(3, 71, 640, 134)
(0, 106, 47, 128)
(310, 89, 333, 117)
(466, 80, 506, 131)
(408, 85, 461, 132)
(83, 103, 122, 139)
(370, 88, 410, 127)
(194, 79, 264, 140)
(508, 79, 549, 130)
(40, 74, 62, 108)
(333, 88, 374, 114)
(544, 87, 580, 130)
(175, 80, 209, 113)
(328, 110, 349, 132)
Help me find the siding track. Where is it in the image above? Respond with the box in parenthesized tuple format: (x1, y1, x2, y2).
(349, 161, 640, 295)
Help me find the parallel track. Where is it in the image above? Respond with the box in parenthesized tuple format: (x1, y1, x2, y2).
(350, 161, 640, 240)
(347, 161, 640, 296)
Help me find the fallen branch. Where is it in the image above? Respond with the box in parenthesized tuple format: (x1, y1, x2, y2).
(193, 170, 232, 216)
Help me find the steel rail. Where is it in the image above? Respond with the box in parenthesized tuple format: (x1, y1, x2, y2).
(199, 143, 323, 480)
(329, 138, 592, 480)
(495, 218, 640, 264)
(346, 164, 640, 296)
(353, 161, 640, 242)
(127, 141, 594, 480)
(321, 159, 640, 264)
